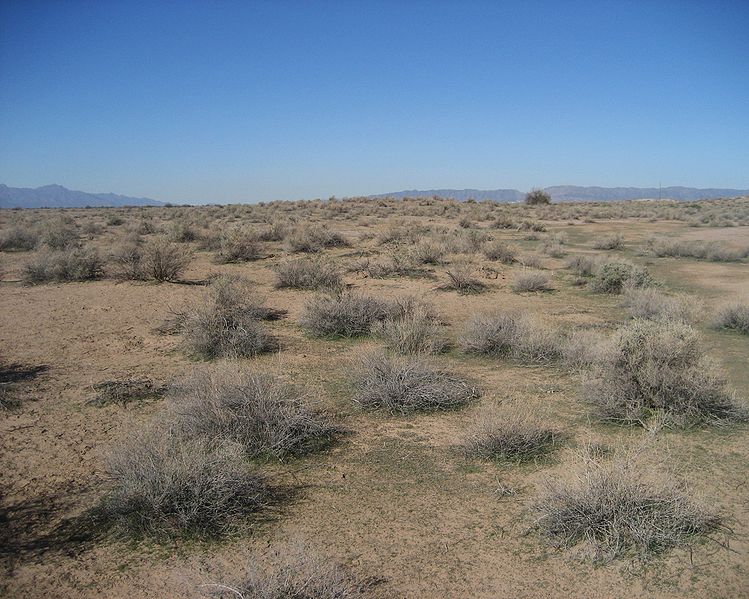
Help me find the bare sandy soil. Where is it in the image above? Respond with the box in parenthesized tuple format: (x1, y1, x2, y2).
(1, 199, 748, 598)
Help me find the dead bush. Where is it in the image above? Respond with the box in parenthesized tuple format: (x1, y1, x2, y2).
(460, 311, 562, 363)
(23, 248, 104, 284)
(181, 275, 279, 359)
(299, 292, 389, 338)
(534, 454, 721, 562)
(565, 254, 597, 276)
(351, 351, 478, 414)
(512, 270, 551, 292)
(373, 296, 446, 354)
(40, 218, 78, 249)
(140, 238, 192, 282)
(711, 301, 749, 334)
(101, 432, 268, 539)
(286, 225, 348, 253)
(170, 365, 339, 458)
(274, 257, 342, 290)
(464, 404, 560, 463)
(583, 319, 747, 426)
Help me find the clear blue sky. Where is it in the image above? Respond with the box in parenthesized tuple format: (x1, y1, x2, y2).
(1, 1, 747, 203)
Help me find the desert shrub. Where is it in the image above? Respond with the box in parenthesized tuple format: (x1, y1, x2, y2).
(565, 254, 597, 276)
(351, 351, 478, 414)
(464, 404, 559, 463)
(0, 226, 38, 251)
(40, 218, 78, 249)
(518, 220, 547, 232)
(286, 225, 348, 253)
(256, 221, 287, 242)
(141, 238, 192, 281)
(23, 248, 104, 284)
(101, 432, 268, 539)
(136, 219, 157, 235)
(518, 253, 544, 269)
(492, 215, 516, 229)
(106, 214, 124, 226)
(87, 378, 167, 406)
(483, 240, 516, 264)
(562, 329, 611, 369)
(441, 266, 487, 294)
(181, 275, 278, 359)
(512, 270, 551, 292)
(534, 455, 721, 562)
(590, 260, 655, 294)
(460, 311, 562, 363)
(649, 238, 748, 262)
(525, 189, 551, 205)
(711, 301, 749, 334)
(409, 239, 447, 265)
(170, 366, 339, 458)
(583, 319, 747, 426)
(373, 296, 446, 354)
(621, 288, 698, 323)
(204, 544, 376, 598)
(169, 220, 200, 243)
(274, 257, 342, 290)
(110, 242, 146, 280)
(214, 228, 262, 263)
(299, 292, 389, 338)
(592, 233, 624, 250)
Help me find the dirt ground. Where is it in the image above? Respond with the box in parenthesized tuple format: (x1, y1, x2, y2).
(1, 199, 748, 598)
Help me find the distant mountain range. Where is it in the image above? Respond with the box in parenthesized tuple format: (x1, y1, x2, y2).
(0, 184, 164, 208)
(372, 186, 749, 202)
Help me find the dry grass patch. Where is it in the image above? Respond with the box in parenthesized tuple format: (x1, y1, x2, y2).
(87, 378, 167, 407)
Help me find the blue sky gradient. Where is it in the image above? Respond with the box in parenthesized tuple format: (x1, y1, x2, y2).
(1, 1, 747, 203)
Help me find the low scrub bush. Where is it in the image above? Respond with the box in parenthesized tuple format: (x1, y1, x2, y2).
(460, 311, 562, 363)
(464, 404, 559, 463)
(0, 226, 38, 251)
(204, 543, 377, 598)
(621, 288, 698, 323)
(562, 329, 611, 369)
(592, 233, 624, 250)
(181, 275, 279, 359)
(87, 378, 167, 407)
(40, 218, 78, 249)
(649, 238, 748, 262)
(483, 240, 517, 264)
(351, 351, 478, 413)
(214, 228, 262, 263)
(137, 238, 192, 282)
(565, 254, 597, 277)
(274, 257, 342, 290)
(512, 270, 551, 292)
(711, 301, 749, 334)
(286, 225, 348, 253)
(440, 266, 487, 294)
(583, 319, 747, 426)
(590, 260, 655, 294)
(23, 248, 104, 284)
(170, 365, 339, 458)
(299, 292, 389, 338)
(101, 432, 268, 539)
(373, 296, 446, 354)
(534, 455, 721, 562)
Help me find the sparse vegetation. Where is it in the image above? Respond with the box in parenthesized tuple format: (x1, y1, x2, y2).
(590, 260, 655, 294)
(274, 257, 343, 290)
(23, 248, 104, 284)
(512, 270, 551, 292)
(373, 296, 446, 355)
(87, 378, 167, 406)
